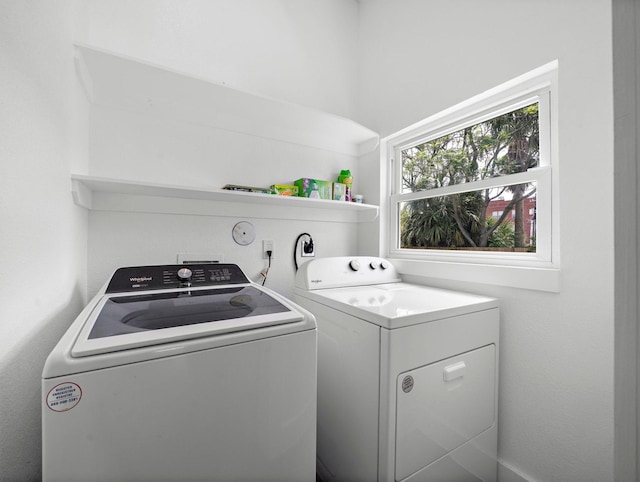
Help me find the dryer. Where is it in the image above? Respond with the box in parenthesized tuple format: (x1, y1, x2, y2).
(293, 256, 499, 482)
(43, 263, 317, 482)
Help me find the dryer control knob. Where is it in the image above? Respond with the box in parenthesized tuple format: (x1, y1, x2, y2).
(370, 261, 379, 270)
(380, 260, 390, 270)
(177, 267, 193, 281)
(349, 260, 361, 271)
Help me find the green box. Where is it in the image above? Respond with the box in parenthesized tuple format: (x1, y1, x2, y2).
(294, 178, 332, 199)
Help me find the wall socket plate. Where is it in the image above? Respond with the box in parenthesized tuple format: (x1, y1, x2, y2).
(263, 240, 274, 259)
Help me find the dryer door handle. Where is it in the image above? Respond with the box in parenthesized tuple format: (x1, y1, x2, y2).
(443, 361, 466, 382)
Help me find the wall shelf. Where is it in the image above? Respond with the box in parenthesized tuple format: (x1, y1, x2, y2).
(72, 45, 380, 223)
(74, 43, 379, 156)
(71, 175, 379, 223)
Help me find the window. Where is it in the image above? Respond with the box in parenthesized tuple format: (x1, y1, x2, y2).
(382, 61, 559, 289)
(399, 103, 540, 253)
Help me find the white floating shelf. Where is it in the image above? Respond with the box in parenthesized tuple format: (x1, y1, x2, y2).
(71, 175, 379, 223)
(74, 43, 379, 156)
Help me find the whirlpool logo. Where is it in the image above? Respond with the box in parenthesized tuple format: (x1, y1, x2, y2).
(130, 276, 152, 283)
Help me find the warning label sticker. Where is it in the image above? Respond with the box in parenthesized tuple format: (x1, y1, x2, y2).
(46, 382, 82, 412)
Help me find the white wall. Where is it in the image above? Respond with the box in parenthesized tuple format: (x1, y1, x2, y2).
(87, 210, 357, 300)
(87, 105, 358, 194)
(357, 1, 615, 481)
(79, 0, 359, 119)
(84, 104, 362, 298)
(75, 0, 363, 299)
(0, 1, 89, 480)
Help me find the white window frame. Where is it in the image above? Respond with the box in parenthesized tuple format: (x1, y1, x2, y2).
(380, 61, 560, 292)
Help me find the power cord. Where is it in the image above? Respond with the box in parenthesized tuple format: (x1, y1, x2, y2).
(259, 250, 272, 285)
(293, 233, 313, 271)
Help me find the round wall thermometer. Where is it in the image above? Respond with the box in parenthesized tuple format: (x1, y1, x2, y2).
(232, 221, 256, 246)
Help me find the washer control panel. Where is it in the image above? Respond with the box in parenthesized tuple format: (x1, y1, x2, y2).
(295, 256, 401, 290)
(106, 263, 249, 293)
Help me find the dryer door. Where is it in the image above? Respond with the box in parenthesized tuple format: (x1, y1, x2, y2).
(395, 344, 496, 481)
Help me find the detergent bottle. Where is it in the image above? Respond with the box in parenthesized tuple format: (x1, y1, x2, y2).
(338, 170, 353, 202)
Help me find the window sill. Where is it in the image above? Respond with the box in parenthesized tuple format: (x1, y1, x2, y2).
(389, 258, 560, 293)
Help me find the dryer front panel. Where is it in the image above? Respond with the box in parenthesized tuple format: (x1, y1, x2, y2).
(395, 344, 496, 481)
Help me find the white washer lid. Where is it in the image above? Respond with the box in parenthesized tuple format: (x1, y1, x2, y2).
(43, 283, 315, 379)
(295, 282, 498, 329)
(72, 285, 302, 357)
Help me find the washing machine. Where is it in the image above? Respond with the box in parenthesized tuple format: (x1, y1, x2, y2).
(293, 256, 499, 482)
(42, 263, 317, 482)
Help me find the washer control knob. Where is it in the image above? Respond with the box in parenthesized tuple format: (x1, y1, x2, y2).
(370, 261, 379, 270)
(380, 260, 390, 270)
(349, 260, 361, 271)
(177, 267, 193, 281)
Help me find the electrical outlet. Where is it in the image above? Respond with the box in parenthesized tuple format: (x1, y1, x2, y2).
(263, 240, 274, 259)
(301, 238, 315, 257)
